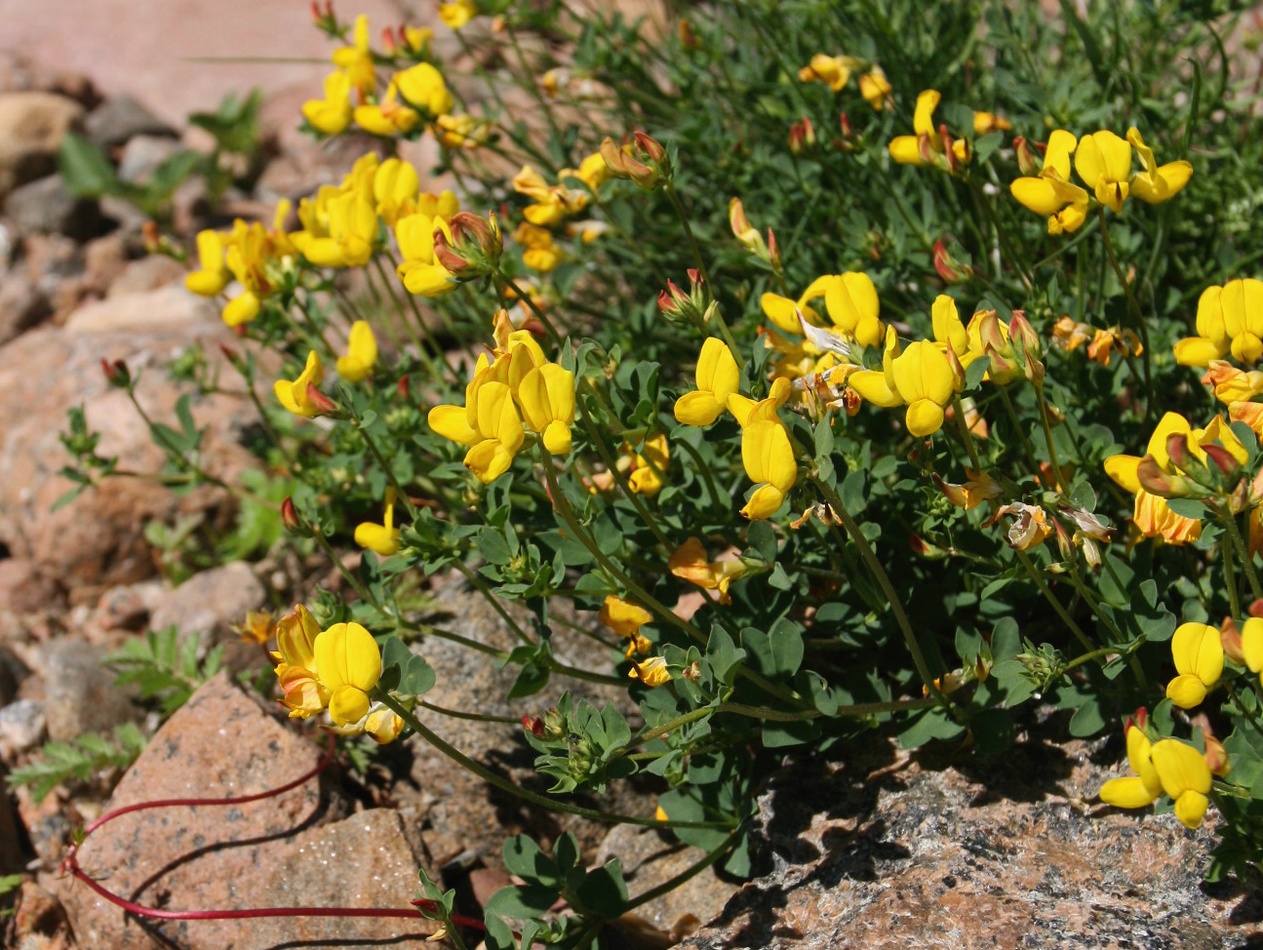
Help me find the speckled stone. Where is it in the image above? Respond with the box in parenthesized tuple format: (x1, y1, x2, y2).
(678, 736, 1262, 950)
(55, 672, 435, 949)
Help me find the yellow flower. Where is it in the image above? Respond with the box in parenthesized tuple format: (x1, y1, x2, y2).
(513, 222, 563, 273)
(395, 62, 454, 118)
(354, 488, 402, 557)
(354, 80, 420, 137)
(674, 338, 741, 426)
(1126, 128, 1192, 204)
(628, 655, 672, 687)
(314, 622, 382, 727)
(516, 363, 575, 454)
(1152, 739, 1214, 829)
(274, 351, 326, 418)
(1166, 622, 1224, 709)
(439, 0, 478, 29)
(1099, 725, 1163, 810)
(889, 90, 968, 170)
(627, 434, 669, 495)
(740, 416, 797, 520)
(429, 378, 525, 483)
(436, 113, 490, 150)
(851, 328, 957, 436)
(858, 66, 891, 110)
(1176, 279, 1263, 367)
(331, 14, 375, 94)
(797, 53, 860, 92)
(1010, 130, 1090, 235)
(599, 595, 652, 637)
(271, 605, 328, 718)
(337, 320, 378, 382)
(302, 70, 353, 136)
(185, 230, 229, 296)
(668, 537, 747, 605)
(395, 213, 458, 296)
(1074, 130, 1133, 213)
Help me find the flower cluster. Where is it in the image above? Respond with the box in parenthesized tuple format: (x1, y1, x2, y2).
(270, 605, 402, 743)
(301, 13, 464, 138)
(1098, 719, 1214, 829)
(1011, 127, 1191, 233)
(849, 296, 1042, 437)
(674, 339, 798, 519)
(1174, 278, 1263, 367)
(888, 89, 1009, 173)
(428, 315, 576, 482)
(797, 54, 891, 110)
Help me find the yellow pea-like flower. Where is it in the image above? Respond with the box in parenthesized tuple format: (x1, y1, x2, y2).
(1126, 128, 1192, 205)
(314, 622, 382, 727)
(1074, 130, 1133, 213)
(1099, 725, 1162, 810)
(337, 320, 378, 383)
(1166, 622, 1224, 709)
(395, 62, 454, 118)
(185, 230, 229, 297)
(302, 70, 353, 136)
(674, 338, 741, 426)
(354, 488, 401, 558)
(890, 340, 956, 437)
(739, 418, 796, 520)
(1151, 739, 1213, 829)
(274, 351, 325, 418)
(517, 363, 575, 455)
(599, 595, 652, 637)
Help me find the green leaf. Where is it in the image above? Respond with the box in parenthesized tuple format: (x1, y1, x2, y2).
(58, 131, 118, 196)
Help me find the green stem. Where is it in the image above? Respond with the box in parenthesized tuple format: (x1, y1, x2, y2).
(620, 826, 742, 914)
(375, 693, 733, 831)
(663, 180, 743, 361)
(1097, 207, 1153, 411)
(950, 394, 982, 471)
(809, 474, 949, 706)
(1216, 501, 1263, 602)
(1012, 547, 1096, 655)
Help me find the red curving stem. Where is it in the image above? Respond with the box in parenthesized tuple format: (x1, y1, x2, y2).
(60, 731, 485, 931)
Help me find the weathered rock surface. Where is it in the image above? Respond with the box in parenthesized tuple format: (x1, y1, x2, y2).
(83, 94, 174, 149)
(0, 284, 259, 590)
(0, 92, 83, 198)
(55, 672, 435, 949)
(39, 639, 142, 742)
(4, 174, 108, 239)
(679, 736, 1263, 950)
(146, 561, 265, 648)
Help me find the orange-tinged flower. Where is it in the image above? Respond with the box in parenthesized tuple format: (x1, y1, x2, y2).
(599, 595, 652, 637)
(669, 538, 747, 605)
(271, 605, 328, 719)
(627, 433, 669, 495)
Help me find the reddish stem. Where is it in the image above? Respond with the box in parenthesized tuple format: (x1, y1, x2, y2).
(61, 732, 484, 931)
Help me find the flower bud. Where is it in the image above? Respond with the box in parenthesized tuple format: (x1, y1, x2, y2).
(101, 358, 130, 388)
(600, 136, 660, 189)
(1204, 733, 1231, 778)
(1201, 442, 1242, 483)
(1136, 453, 1195, 498)
(304, 383, 340, 417)
(932, 239, 972, 284)
(766, 228, 781, 272)
(839, 111, 855, 141)
(788, 116, 816, 154)
(1013, 136, 1040, 176)
(632, 130, 667, 165)
(397, 375, 411, 400)
(281, 496, 303, 533)
(678, 18, 699, 49)
(1221, 616, 1245, 665)
(521, 714, 545, 737)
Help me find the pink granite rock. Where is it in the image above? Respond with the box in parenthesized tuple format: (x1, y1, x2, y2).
(55, 672, 436, 949)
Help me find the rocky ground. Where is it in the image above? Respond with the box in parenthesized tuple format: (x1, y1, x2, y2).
(0, 3, 1261, 949)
